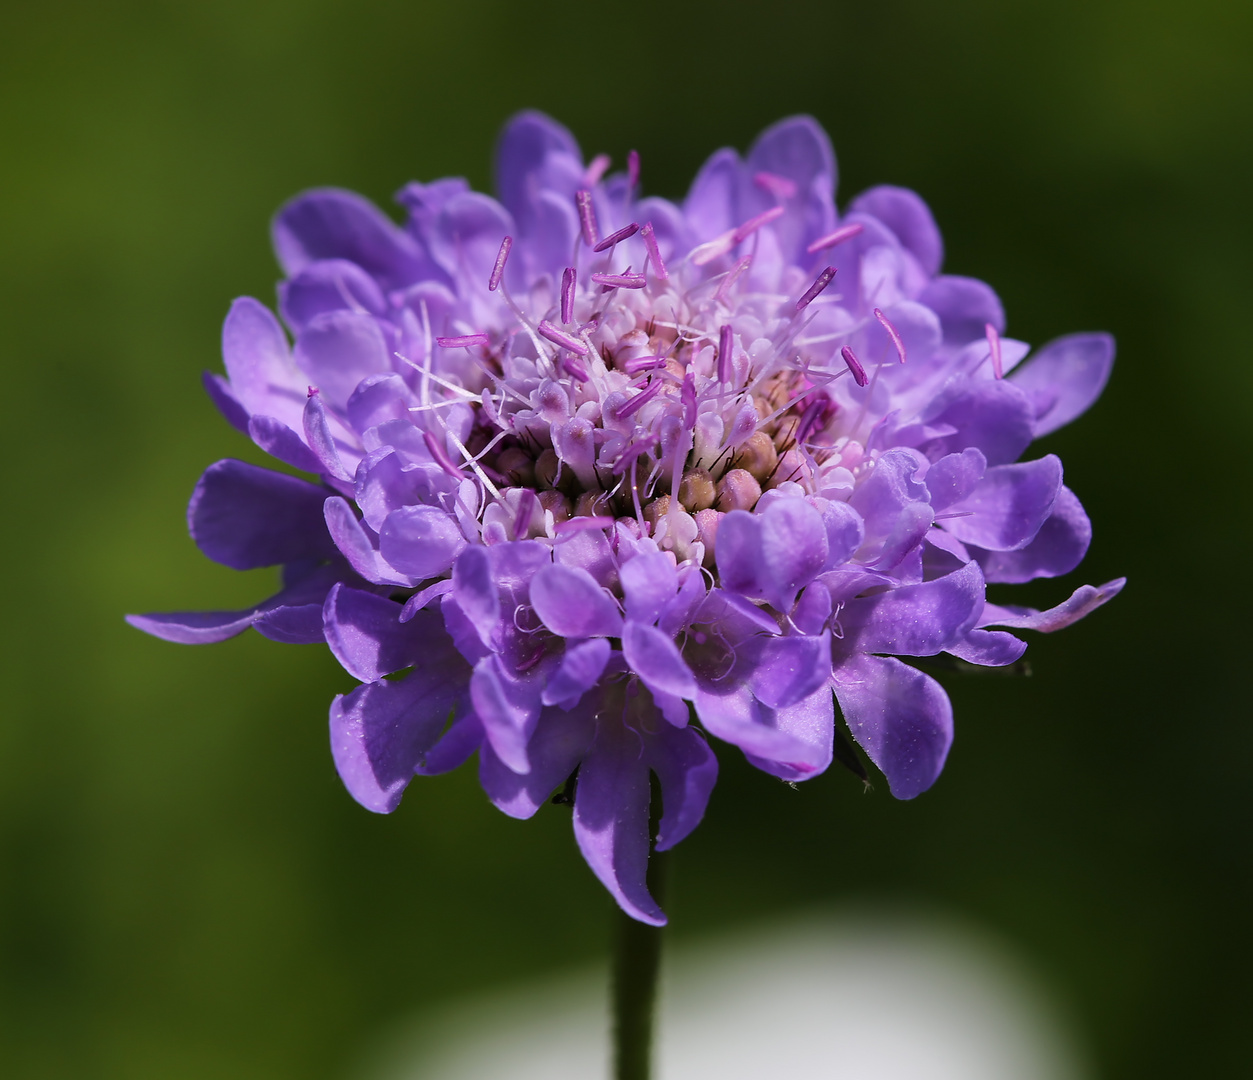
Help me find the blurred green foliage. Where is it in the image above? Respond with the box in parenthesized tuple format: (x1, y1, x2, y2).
(0, 0, 1249, 1076)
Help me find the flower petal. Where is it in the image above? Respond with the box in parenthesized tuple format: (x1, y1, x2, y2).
(530, 563, 624, 638)
(221, 296, 305, 428)
(323, 583, 427, 682)
(620, 550, 679, 626)
(294, 309, 391, 411)
(622, 622, 697, 700)
(452, 545, 501, 648)
(946, 629, 1028, 666)
(278, 257, 387, 334)
(542, 638, 612, 708)
(974, 485, 1090, 583)
(918, 275, 1005, 345)
(839, 560, 985, 656)
(189, 459, 335, 570)
(378, 504, 467, 581)
(1010, 332, 1115, 437)
(573, 723, 666, 926)
(849, 185, 944, 276)
(479, 702, 595, 819)
(648, 725, 718, 851)
(834, 654, 953, 799)
(942, 455, 1063, 552)
(746, 632, 832, 709)
(979, 577, 1125, 632)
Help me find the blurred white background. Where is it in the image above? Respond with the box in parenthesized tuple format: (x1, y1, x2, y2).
(359, 911, 1088, 1080)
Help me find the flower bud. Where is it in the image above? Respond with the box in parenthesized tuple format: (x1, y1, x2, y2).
(715, 468, 761, 511)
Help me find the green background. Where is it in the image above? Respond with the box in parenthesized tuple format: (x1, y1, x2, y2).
(1, 0, 1249, 1075)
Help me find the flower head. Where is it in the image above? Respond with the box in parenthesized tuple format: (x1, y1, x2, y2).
(130, 112, 1123, 924)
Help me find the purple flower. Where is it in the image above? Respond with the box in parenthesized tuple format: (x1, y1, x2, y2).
(130, 112, 1123, 924)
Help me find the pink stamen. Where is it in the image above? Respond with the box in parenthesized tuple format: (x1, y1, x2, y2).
(488, 235, 512, 291)
(985, 322, 1003, 379)
(841, 346, 868, 387)
(617, 376, 662, 418)
(806, 223, 864, 254)
(628, 149, 640, 188)
(563, 355, 590, 382)
(718, 324, 734, 383)
(623, 355, 667, 374)
(513, 487, 537, 539)
(874, 307, 907, 363)
(733, 205, 785, 243)
(681, 373, 697, 428)
(575, 189, 600, 247)
(795, 397, 833, 445)
(436, 334, 490, 348)
(715, 255, 752, 303)
(640, 222, 669, 280)
(796, 266, 837, 310)
(561, 267, 576, 323)
(691, 230, 737, 266)
(591, 271, 646, 289)
(753, 171, 798, 200)
(583, 153, 611, 186)
(423, 430, 463, 477)
(556, 515, 615, 535)
(593, 222, 640, 252)
(538, 320, 589, 355)
(306, 385, 319, 398)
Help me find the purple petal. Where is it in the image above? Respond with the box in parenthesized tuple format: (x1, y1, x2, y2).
(273, 187, 437, 291)
(975, 485, 1090, 583)
(470, 656, 545, 774)
(1009, 332, 1116, 437)
(740, 682, 835, 782)
(839, 560, 985, 656)
(713, 509, 762, 597)
(221, 297, 305, 429)
(480, 703, 595, 819)
(946, 629, 1027, 666)
(429, 191, 516, 287)
(573, 723, 666, 926)
(848, 185, 944, 276)
(278, 258, 387, 334)
(622, 622, 697, 700)
(294, 310, 390, 411)
(941, 455, 1062, 551)
(252, 603, 325, 644)
(188, 459, 334, 570)
(413, 711, 483, 776)
(819, 499, 864, 570)
(530, 563, 624, 638)
(247, 414, 322, 473)
(647, 725, 718, 851)
(925, 448, 986, 512)
(324, 496, 413, 587)
(323, 583, 427, 681)
(833, 654, 953, 799)
(744, 115, 837, 260)
(378, 505, 467, 581)
(693, 681, 828, 774)
(918, 275, 1005, 345)
(746, 632, 833, 709)
(303, 391, 353, 481)
(126, 608, 264, 645)
(683, 147, 742, 242)
(329, 664, 468, 814)
(920, 378, 1036, 466)
(494, 111, 582, 237)
(202, 370, 250, 433)
(759, 498, 830, 611)
(542, 638, 612, 708)
(980, 577, 1125, 632)
(620, 550, 678, 625)
(345, 373, 414, 433)
(452, 545, 501, 648)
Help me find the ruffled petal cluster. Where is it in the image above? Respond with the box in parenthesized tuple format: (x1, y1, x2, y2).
(130, 112, 1122, 923)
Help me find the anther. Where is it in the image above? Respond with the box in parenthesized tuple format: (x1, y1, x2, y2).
(715, 255, 752, 304)
(561, 267, 576, 323)
(841, 345, 869, 387)
(874, 308, 907, 363)
(575, 189, 600, 247)
(627, 149, 640, 189)
(538, 320, 589, 355)
(583, 153, 611, 186)
(681, 373, 698, 429)
(753, 171, 798, 200)
(985, 322, 1003, 379)
(622, 355, 667, 374)
(436, 333, 490, 348)
(563, 355, 590, 382)
(555, 515, 615, 535)
(593, 222, 640, 253)
(796, 266, 836, 310)
(806, 223, 864, 254)
(718, 324, 734, 383)
(488, 235, 512, 291)
(617, 376, 662, 418)
(423, 430, 463, 478)
(591, 271, 646, 289)
(640, 222, 669, 280)
(733, 205, 785, 244)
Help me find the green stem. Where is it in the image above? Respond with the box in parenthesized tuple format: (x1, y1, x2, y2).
(611, 849, 668, 1080)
